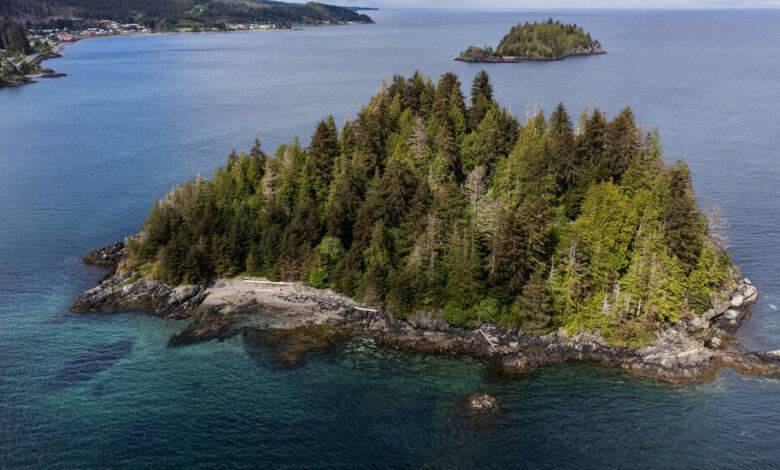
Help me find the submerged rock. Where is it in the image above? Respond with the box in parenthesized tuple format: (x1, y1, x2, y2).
(50, 340, 133, 391)
(720, 350, 780, 377)
(243, 325, 349, 367)
(467, 393, 499, 410)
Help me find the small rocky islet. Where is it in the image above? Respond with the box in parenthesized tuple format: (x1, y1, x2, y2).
(70, 241, 780, 383)
(456, 19, 606, 63)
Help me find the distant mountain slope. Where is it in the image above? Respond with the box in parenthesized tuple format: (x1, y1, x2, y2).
(0, 0, 373, 29)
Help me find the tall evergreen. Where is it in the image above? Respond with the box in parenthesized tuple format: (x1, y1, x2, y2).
(549, 103, 577, 192)
(664, 161, 704, 272)
(307, 116, 339, 206)
(468, 70, 494, 129)
(605, 107, 640, 181)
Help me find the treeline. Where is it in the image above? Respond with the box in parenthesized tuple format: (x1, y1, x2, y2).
(127, 72, 733, 346)
(498, 19, 600, 57)
(461, 18, 602, 60)
(0, 15, 30, 53)
(1, 0, 372, 31)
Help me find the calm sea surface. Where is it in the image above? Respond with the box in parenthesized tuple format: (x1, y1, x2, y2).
(1, 9, 779, 468)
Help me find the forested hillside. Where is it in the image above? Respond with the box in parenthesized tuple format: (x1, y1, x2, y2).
(1, 0, 372, 30)
(125, 72, 734, 346)
(0, 15, 30, 53)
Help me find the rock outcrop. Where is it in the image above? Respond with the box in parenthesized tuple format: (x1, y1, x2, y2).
(83, 242, 124, 267)
(71, 272, 207, 319)
(455, 43, 606, 63)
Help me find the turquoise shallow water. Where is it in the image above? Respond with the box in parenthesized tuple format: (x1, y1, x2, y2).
(1, 9, 780, 468)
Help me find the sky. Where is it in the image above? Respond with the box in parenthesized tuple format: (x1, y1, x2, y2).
(366, 0, 780, 8)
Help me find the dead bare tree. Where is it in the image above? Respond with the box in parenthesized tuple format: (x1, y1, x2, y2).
(707, 204, 730, 252)
(463, 165, 487, 220)
(409, 116, 427, 161)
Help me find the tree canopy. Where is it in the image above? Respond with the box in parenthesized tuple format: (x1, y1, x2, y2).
(126, 71, 734, 347)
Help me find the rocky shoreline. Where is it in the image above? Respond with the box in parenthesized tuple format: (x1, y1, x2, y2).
(70, 242, 780, 383)
(0, 50, 66, 89)
(455, 44, 606, 63)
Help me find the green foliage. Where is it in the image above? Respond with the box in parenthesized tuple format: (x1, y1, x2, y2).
(308, 267, 328, 289)
(126, 72, 735, 344)
(686, 245, 729, 314)
(664, 161, 705, 273)
(474, 297, 501, 322)
(442, 301, 477, 328)
(601, 320, 653, 349)
(573, 181, 635, 292)
(459, 19, 602, 60)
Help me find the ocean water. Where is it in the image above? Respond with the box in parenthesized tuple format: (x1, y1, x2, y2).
(1, 9, 780, 468)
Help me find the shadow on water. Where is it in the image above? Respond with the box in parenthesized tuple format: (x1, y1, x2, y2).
(48, 340, 133, 392)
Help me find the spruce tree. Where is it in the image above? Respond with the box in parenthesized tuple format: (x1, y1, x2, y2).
(549, 103, 577, 192)
(663, 161, 704, 272)
(606, 107, 640, 181)
(307, 116, 339, 206)
(468, 70, 494, 129)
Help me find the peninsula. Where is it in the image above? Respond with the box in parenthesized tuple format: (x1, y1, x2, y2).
(456, 19, 605, 63)
(72, 72, 779, 382)
(0, 15, 63, 87)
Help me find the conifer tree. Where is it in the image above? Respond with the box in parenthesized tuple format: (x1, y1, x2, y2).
(515, 267, 553, 334)
(549, 103, 577, 191)
(578, 108, 608, 174)
(362, 221, 393, 304)
(340, 120, 356, 158)
(664, 161, 704, 272)
(379, 157, 419, 227)
(443, 223, 484, 308)
(605, 107, 640, 181)
(307, 116, 340, 206)
(468, 70, 494, 129)
(325, 158, 364, 245)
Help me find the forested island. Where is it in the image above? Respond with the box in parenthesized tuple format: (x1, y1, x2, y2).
(73, 72, 778, 382)
(457, 19, 605, 62)
(1, 0, 372, 31)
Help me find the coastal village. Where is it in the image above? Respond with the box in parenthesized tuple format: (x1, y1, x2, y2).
(24, 19, 279, 45)
(26, 20, 152, 44)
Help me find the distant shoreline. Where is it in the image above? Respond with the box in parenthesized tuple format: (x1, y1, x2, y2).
(7, 23, 367, 89)
(47, 26, 300, 57)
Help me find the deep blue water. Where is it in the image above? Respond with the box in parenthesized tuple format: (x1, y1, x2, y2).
(2, 9, 780, 468)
